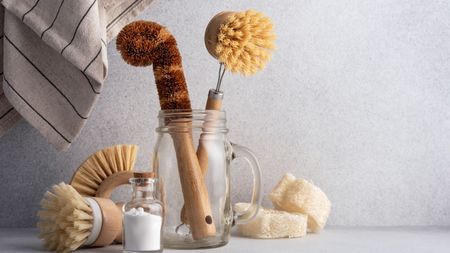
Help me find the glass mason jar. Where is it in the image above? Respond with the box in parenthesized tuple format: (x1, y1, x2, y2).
(153, 110, 262, 249)
(123, 174, 164, 253)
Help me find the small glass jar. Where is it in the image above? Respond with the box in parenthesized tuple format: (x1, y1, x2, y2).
(123, 173, 164, 253)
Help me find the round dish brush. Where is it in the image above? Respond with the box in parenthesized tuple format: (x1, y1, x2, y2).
(195, 10, 276, 175)
(205, 9, 276, 76)
(116, 21, 216, 240)
(203, 9, 276, 109)
(37, 182, 122, 253)
(70, 144, 138, 198)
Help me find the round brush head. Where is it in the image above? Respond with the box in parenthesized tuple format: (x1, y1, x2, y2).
(37, 182, 95, 252)
(70, 144, 138, 197)
(205, 10, 276, 75)
(38, 183, 122, 252)
(116, 20, 191, 110)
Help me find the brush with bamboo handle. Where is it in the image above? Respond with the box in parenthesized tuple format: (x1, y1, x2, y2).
(182, 10, 276, 225)
(200, 9, 276, 173)
(38, 183, 123, 253)
(116, 20, 216, 239)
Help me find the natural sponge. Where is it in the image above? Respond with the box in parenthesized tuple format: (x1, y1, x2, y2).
(269, 173, 331, 233)
(235, 203, 307, 239)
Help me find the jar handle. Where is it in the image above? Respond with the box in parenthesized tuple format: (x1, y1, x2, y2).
(230, 143, 262, 225)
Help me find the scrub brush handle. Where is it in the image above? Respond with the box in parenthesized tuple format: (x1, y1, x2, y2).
(91, 198, 123, 247)
(181, 91, 224, 225)
(95, 171, 134, 198)
(205, 89, 223, 110)
(171, 123, 217, 239)
(197, 89, 223, 172)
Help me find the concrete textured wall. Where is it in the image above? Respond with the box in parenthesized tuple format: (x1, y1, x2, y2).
(1, 0, 450, 227)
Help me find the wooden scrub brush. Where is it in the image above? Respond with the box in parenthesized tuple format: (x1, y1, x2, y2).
(37, 183, 122, 252)
(116, 21, 216, 240)
(198, 9, 276, 171)
(180, 10, 276, 225)
(70, 144, 138, 198)
(204, 9, 276, 108)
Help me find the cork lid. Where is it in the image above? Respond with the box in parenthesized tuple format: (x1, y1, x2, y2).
(130, 171, 156, 187)
(133, 171, 155, 178)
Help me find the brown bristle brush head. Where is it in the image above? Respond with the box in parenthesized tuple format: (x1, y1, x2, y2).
(116, 20, 191, 110)
(205, 10, 276, 75)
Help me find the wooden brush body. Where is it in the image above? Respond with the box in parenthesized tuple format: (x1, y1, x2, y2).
(205, 10, 276, 75)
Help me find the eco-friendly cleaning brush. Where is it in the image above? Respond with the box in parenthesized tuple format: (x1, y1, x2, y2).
(192, 9, 275, 173)
(116, 21, 216, 240)
(204, 9, 276, 110)
(205, 9, 276, 76)
(199, 9, 276, 169)
(181, 10, 276, 226)
(178, 10, 275, 225)
(70, 144, 138, 198)
(38, 183, 122, 253)
(116, 21, 191, 110)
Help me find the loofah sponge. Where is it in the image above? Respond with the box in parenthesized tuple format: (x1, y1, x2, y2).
(211, 10, 276, 75)
(235, 203, 307, 239)
(116, 20, 191, 110)
(269, 173, 331, 233)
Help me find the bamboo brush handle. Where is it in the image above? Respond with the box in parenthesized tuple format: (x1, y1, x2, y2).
(181, 90, 223, 225)
(91, 198, 123, 247)
(171, 121, 216, 239)
(114, 202, 125, 243)
(96, 171, 134, 198)
(197, 90, 223, 172)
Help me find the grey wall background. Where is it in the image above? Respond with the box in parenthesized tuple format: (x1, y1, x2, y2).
(1, 0, 450, 227)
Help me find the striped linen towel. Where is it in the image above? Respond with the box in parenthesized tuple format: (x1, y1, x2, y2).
(0, 0, 153, 150)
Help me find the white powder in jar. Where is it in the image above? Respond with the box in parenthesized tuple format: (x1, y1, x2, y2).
(124, 207, 162, 251)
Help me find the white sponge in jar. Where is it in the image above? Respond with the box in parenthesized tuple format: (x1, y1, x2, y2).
(269, 173, 331, 233)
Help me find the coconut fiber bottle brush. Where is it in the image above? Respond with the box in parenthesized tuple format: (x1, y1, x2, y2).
(116, 21, 216, 239)
(37, 183, 122, 253)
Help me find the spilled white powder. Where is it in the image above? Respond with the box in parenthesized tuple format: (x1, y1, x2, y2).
(124, 207, 162, 251)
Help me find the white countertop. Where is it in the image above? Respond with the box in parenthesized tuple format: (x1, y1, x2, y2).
(1, 227, 449, 253)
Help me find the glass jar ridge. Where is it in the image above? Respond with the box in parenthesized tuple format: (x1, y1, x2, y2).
(156, 109, 228, 134)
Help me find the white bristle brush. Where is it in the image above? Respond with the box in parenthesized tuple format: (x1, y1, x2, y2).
(38, 182, 122, 253)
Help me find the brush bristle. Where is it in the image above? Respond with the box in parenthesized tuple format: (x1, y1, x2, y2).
(116, 21, 191, 110)
(70, 145, 138, 196)
(216, 9, 276, 75)
(37, 183, 93, 253)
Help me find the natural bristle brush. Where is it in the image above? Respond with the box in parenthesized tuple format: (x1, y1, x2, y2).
(116, 21, 216, 240)
(38, 183, 122, 253)
(116, 21, 191, 110)
(204, 9, 275, 106)
(180, 9, 276, 225)
(70, 144, 138, 198)
(199, 9, 275, 175)
(205, 9, 276, 76)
